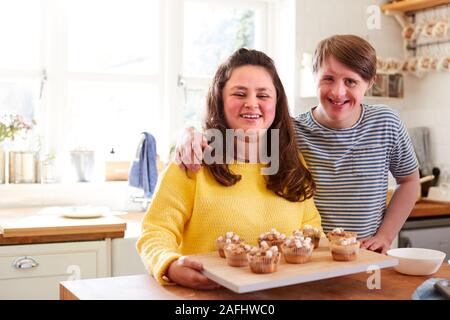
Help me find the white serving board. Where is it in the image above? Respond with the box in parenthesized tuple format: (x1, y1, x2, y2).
(189, 239, 398, 293)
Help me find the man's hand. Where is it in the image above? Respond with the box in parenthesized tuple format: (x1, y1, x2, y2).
(360, 233, 392, 254)
(174, 127, 208, 172)
(362, 170, 420, 255)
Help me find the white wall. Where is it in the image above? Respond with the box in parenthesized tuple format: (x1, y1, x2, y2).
(400, 73, 450, 170)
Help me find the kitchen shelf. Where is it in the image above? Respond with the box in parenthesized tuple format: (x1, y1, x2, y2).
(381, 0, 450, 14)
(381, 0, 450, 78)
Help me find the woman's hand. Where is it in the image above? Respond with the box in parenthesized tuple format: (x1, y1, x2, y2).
(360, 233, 392, 254)
(174, 127, 208, 172)
(166, 256, 221, 290)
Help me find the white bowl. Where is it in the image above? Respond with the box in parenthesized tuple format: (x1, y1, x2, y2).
(387, 248, 446, 276)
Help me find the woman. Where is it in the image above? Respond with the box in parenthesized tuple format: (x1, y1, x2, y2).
(137, 48, 321, 290)
(176, 35, 420, 254)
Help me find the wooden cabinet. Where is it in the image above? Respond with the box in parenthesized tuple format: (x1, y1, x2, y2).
(0, 240, 109, 300)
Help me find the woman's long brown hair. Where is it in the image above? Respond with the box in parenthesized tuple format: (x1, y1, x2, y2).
(203, 48, 315, 202)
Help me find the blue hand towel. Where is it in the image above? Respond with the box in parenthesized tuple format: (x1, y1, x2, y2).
(128, 132, 159, 198)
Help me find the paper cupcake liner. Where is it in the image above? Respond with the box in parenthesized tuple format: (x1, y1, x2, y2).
(224, 250, 248, 267)
(283, 246, 313, 264)
(284, 254, 312, 264)
(331, 251, 358, 261)
(218, 248, 225, 258)
(330, 242, 360, 261)
(312, 238, 320, 249)
(247, 253, 281, 274)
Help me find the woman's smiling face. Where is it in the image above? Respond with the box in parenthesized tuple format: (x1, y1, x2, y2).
(315, 55, 372, 129)
(222, 65, 276, 132)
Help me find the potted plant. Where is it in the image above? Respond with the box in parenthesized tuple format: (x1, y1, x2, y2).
(0, 114, 35, 143)
(0, 114, 35, 183)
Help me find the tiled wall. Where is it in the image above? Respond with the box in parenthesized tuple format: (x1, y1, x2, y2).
(399, 73, 450, 176)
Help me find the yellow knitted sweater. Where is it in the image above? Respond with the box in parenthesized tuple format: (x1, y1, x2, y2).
(136, 162, 321, 285)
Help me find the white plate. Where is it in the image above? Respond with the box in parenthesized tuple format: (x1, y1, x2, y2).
(61, 206, 110, 219)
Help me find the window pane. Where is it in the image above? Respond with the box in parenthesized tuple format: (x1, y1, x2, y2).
(0, 0, 41, 70)
(0, 80, 38, 122)
(67, 82, 160, 159)
(184, 88, 207, 129)
(183, 2, 262, 77)
(66, 0, 159, 75)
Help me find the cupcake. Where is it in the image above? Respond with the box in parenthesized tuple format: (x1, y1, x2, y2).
(282, 235, 313, 264)
(292, 229, 304, 237)
(216, 232, 242, 258)
(301, 225, 322, 249)
(224, 242, 252, 267)
(327, 228, 357, 243)
(247, 241, 281, 274)
(330, 237, 360, 261)
(258, 228, 286, 251)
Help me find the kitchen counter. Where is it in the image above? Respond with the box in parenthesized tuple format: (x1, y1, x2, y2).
(60, 264, 450, 300)
(409, 200, 450, 218)
(0, 207, 143, 245)
(0, 198, 447, 245)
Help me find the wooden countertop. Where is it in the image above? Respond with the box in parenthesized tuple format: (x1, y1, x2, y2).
(0, 207, 133, 245)
(1, 198, 447, 246)
(409, 200, 450, 218)
(60, 264, 450, 300)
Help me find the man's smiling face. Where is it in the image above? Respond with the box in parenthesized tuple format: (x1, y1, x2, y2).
(314, 55, 372, 128)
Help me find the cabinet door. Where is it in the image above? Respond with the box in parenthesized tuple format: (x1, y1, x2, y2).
(0, 240, 109, 300)
(111, 237, 146, 277)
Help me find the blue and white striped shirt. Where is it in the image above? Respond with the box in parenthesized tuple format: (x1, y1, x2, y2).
(293, 104, 418, 239)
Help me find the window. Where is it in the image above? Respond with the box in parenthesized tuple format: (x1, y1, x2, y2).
(66, 0, 159, 75)
(66, 82, 160, 154)
(0, 0, 42, 124)
(179, 0, 268, 128)
(64, 0, 161, 161)
(0, 0, 284, 183)
(183, 2, 265, 77)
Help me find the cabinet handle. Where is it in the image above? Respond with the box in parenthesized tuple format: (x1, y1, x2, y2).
(12, 256, 39, 269)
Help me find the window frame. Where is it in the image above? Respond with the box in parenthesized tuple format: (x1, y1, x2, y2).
(0, 0, 45, 134)
(41, 0, 166, 180)
(167, 0, 275, 142)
